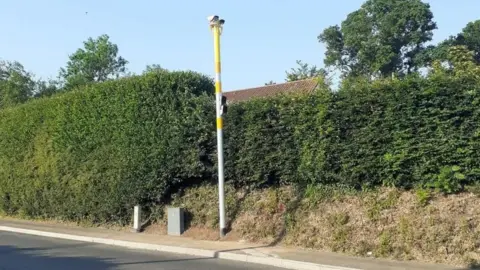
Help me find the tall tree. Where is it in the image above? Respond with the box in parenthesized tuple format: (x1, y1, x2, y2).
(318, 0, 437, 78)
(416, 20, 480, 67)
(285, 60, 327, 82)
(459, 20, 480, 63)
(429, 45, 480, 80)
(0, 60, 35, 108)
(60, 34, 128, 89)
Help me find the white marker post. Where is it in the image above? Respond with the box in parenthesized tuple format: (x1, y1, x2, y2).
(133, 205, 141, 233)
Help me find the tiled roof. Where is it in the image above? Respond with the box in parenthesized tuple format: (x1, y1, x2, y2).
(224, 78, 318, 103)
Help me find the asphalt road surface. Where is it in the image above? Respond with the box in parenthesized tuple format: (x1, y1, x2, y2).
(0, 231, 283, 270)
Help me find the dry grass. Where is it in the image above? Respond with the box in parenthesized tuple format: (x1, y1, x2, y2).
(155, 185, 480, 267)
(5, 183, 479, 267)
(142, 223, 167, 235)
(4, 183, 478, 266)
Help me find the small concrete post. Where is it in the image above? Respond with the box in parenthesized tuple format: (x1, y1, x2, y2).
(133, 205, 141, 233)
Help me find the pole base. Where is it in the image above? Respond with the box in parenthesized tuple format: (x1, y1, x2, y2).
(220, 228, 227, 238)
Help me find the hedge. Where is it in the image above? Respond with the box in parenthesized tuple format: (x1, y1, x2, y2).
(223, 85, 333, 188)
(327, 73, 480, 191)
(0, 71, 216, 223)
(1, 67, 480, 224)
(224, 71, 480, 191)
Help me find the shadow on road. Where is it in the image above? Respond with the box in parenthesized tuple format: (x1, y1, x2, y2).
(466, 263, 480, 270)
(0, 244, 116, 270)
(0, 243, 243, 270)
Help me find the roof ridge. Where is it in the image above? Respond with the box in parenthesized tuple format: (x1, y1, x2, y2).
(226, 78, 317, 93)
(223, 79, 318, 103)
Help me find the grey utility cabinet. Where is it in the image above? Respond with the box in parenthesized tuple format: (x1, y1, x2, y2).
(167, 207, 185, 236)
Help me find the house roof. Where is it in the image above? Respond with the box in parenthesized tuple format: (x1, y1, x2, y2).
(223, 78, 318, 103)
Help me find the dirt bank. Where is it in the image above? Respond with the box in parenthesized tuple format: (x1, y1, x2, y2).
(155, 185, 480, 267)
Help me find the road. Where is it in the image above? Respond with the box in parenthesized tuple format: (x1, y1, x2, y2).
(0, 232, 283, 270)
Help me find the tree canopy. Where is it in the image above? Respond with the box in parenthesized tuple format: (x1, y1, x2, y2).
(417, 20, 480, 68)
(143, 64, 167, 74)
(0, 60, 35, 108)
(319, 0, 437, 78)
(285, 60, 327, 82)
(59, 34, 128, 90)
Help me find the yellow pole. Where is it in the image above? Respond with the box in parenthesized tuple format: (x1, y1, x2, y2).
(213, 26, 223, 127)
(211, 22, 226, 237)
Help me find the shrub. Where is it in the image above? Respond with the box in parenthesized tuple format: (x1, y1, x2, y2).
(0, 71, 215, 223)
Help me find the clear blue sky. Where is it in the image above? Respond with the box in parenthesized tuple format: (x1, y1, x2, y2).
(2, 0, 479, 91)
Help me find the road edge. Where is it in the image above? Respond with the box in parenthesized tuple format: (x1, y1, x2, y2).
(0, 225, 360, 270)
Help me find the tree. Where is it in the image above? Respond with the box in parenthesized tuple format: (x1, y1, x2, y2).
(0, 60, 35, 108)
(416, 20, 480, 67)
(318, 0, 437, 78)
(59, 34, 128, 89)
(265, 80, 277, 85)
(285, 60, 327, 82)
(143, 64, 167, 74)
(459, 20, 480, 63)
(429, 45, 480, 81)
(33, 79, 60, 98)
